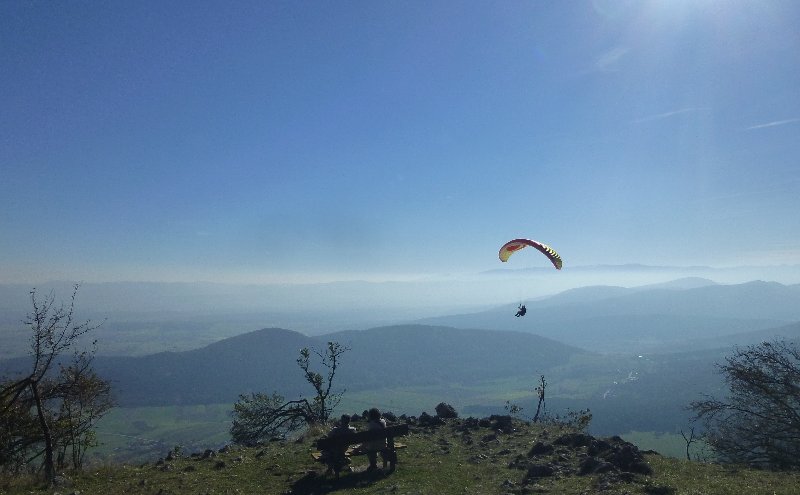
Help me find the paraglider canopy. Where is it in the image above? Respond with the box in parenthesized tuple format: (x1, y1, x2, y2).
(499, 238, 563, 270)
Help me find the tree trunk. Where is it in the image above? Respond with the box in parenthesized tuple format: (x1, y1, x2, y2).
(30, 380, 55, 484)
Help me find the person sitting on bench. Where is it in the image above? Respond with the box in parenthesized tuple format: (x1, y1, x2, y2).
(320, 414, 356, 475)
(365, 407, 388, 471)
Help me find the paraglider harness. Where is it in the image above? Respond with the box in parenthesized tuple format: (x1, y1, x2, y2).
(515, 304, 527, 317)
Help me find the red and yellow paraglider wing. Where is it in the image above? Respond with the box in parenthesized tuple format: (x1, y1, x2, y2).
(499, 238, 563, 270)
(498, 239, 529, 262)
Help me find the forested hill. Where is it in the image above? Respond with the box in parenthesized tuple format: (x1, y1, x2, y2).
(62, 325, 587, 407)
(98, 327, 315, 406)
(323, 325, 585, 390)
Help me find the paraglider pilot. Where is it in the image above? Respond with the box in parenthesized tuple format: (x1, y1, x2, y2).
(515, 304, 527, 317)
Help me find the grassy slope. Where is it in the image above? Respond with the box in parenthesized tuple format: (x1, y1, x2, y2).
(3, 419, 799, 495)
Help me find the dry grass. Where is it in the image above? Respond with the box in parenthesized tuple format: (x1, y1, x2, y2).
(2, 418, 799, 495)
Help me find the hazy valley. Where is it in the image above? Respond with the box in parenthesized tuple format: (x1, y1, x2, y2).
(2, 276, 799, 464)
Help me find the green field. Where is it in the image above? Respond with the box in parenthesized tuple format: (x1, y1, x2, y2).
(89, 404, 232, 464)
(621, 431, 714, 461)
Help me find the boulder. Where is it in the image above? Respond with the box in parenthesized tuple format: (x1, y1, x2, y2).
(489, 414, 514, 433)
(435, 402, 458, 419)
(528, 442, 554, 457)
(554, 432, 592, 448)
(419, 411, 445, 426)
(525, 463, 556, 479)
(578, 436, 653, 476)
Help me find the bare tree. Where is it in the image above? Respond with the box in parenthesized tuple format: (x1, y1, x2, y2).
(230, 392, 312, 445)
(230, 342, 349, 445)
(0, 388, 39, 473)
(296, 341, 348, 424)
(53, 355, 114, 469)
(680, 426, 699, 461)
(0, 285, 112, 481)
(533, 375, 547, 422)
(689, 340, 800, 469)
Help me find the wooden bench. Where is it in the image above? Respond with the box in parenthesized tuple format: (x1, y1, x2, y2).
(313, 423, 409, 478)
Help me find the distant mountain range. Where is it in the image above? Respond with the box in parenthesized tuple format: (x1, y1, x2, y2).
(2, 264, 800, 340)
(417, 279, 800, 353)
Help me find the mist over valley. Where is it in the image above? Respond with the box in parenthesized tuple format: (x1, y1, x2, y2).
(2, 275, 799, 462)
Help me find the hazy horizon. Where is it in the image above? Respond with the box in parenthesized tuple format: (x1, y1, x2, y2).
(3, 264, 800, 320)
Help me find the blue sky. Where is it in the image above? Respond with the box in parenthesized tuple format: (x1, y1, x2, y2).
(2, 0, 799, 284)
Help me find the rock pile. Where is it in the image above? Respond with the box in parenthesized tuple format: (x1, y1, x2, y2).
(517, 431, 654, 488)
